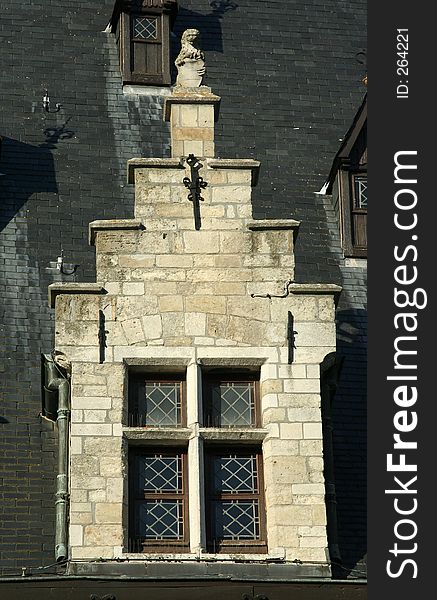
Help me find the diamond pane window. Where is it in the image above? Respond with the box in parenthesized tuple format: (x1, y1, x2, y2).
(129, 376, 184, 427)
(354, 176, 367, 209)
(137, 454, 182, 493)
(205, 378, 258, 427)
(138, 500, 183, 539)
(206, 450, 266, 552)
(133, 17, 157, 40)
(213, 455, 258, 494)
(213, 500, 260, 540)
(129, 450, 188, 552)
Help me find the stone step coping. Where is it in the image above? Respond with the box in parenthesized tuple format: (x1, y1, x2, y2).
(247, 219, 301, 232)
(164, 89, 221, 122)
(207, 158, 261, 186)
(127, 157, 260, 186)
(286, 283, 342, 295)
(48, 283, 106, 308)
(123, 427, 267, 444)
(127, 158, 184, 183)
(89, 219, 144, 245)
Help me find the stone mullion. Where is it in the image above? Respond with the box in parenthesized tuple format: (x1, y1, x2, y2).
(186, 360, 206, 553)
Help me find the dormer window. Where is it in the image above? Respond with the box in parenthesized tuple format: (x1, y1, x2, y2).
(111, 0, 178, 86)
(326, 96, 367, 258)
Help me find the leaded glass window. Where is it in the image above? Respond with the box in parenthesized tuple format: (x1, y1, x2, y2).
(133, 17, 158, 40)
(129, 376, 184, 427)
(204, 378, 259, 427)
(129, 450, 188, 552)
(353, 175, 367, 209)
(206, 450, 266, 552)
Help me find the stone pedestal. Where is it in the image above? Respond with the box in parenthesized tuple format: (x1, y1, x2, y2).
(164, 86, 221, 158)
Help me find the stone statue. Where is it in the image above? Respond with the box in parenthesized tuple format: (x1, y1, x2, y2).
(175, 29, 206, 87)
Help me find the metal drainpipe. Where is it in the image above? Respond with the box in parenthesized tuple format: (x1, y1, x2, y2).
(45, 360, 71, 562)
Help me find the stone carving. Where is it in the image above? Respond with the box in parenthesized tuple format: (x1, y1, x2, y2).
(175, 28, 205, 87)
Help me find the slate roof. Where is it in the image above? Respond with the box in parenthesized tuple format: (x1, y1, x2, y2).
(0, 0, 367, 578)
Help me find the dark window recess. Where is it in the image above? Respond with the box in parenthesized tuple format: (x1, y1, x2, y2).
(129, 449, 189, 552)
(203, 375, 260, 428)
(129, 374, 185, 427)
(205, 450, 266, 553)
(110, 0, 178, 86)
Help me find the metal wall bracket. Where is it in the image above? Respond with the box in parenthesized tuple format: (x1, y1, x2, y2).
(183, 154, 207, 230)
(43, 89, 62, 113)
(288, 311, 298, 364)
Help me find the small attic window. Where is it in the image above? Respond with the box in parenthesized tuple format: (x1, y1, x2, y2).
(111, 0, 178, 86)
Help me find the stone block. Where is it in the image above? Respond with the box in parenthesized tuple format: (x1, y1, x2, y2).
(71, 409, 83, 423)
(212, 185, 251, 204)
(71, 424, 112, 437)
(292, 483, 325, 495)
(71, 437, 82, 455)
(278, 364, 307, 379)
(142, 315, 162, 340)
(71, 455, 100, 476)
(214, 254, 242, 267)
(299, 536, 328, 548)
(69, 524, 83, 546)
(183, 231, 219, 253)
(95, 503, 122, 524)
(261, 393, 279, 410)
(119, 255, 155, 269)
(293, 322, 336, 347)
(278, 393, 321, 408)
(156, 254, 193, 268)
(116, 296, 158, 320)
(55, 321, 98, 347)
(219, 231, 252, 254)
(83, 409, 108, 423)
(284, 379, 320, 394)
(123, 282, 145, 296)
(162, 312, 185, 338)
(252, 230, 293, 255)
(225, 170, 252, 184)
(185, 313, 206, 336)
(227, 315, 267, 345)
(183, 140, 204, 156)
(121, 318, 145, 344)
(159, 295, 184, 312)
(206, 313, 228, 338)
(311, 505, 328, 526)
(186, 296, 226, 314)
(268, 505, 312, 527)
(299, 440, 324, 456)
(106, 478, 124, 502)
(318, 296, 335, 321)
(198, 105, 214, 127)
(280, 423, 303, 439)
(83, 525, 123, 547)
(303, 423, 323, 439)
(270, 296, 319, 322)
(288, 408, 322, 422)
(179, 105, 199, 127)
(262, 408, 287, 424)
(261, 379, 283, 395)
(298, 526, 327, 537)
(73, 396, 111, 410)
(227, 297, 270, 322)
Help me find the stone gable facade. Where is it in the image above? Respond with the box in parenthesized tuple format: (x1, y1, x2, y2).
(50, 85, 340, 566)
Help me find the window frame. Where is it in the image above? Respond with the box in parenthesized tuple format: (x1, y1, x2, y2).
(204, 447, 267, 554)
(202, 372, 261, 428)
(128, 447, 190, 553)
(339, 165, 368, 258)
(119, 8, 172, 86)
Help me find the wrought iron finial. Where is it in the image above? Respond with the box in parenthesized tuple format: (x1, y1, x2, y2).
(183, 154, 208, 230)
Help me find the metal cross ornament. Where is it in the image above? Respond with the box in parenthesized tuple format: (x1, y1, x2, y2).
(183, 154, 207, 230)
